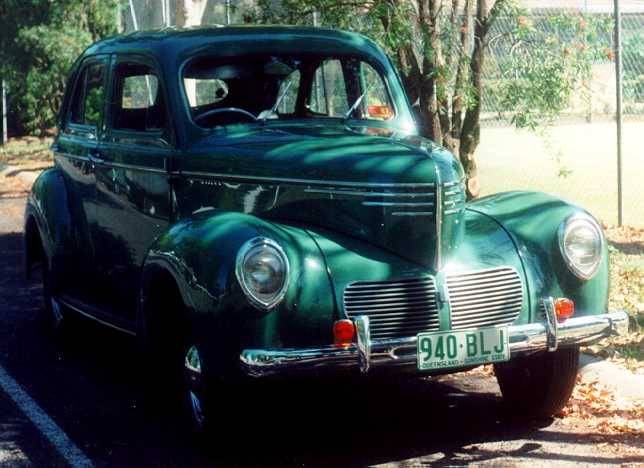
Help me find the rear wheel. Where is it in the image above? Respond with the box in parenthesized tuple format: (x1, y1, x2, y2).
(494, 346, 579, 419)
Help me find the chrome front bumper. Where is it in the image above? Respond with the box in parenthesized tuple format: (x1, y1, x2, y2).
(240, 309, 629, 378)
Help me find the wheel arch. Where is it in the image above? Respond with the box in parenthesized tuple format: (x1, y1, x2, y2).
(23, 167, 74, 280)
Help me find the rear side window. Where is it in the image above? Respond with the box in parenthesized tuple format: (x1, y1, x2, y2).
(112, 63, 167, 132)
(70, 62, 106, 127)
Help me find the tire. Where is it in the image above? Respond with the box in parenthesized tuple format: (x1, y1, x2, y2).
(138, 284, 216, 435)
(494, 346, 579, 419)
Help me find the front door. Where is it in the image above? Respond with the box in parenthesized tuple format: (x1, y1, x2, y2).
(88, 54, 173, 324)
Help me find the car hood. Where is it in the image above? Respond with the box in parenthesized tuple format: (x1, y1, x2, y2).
(177, 123, 465, 268)
(182, 123, 461, 184)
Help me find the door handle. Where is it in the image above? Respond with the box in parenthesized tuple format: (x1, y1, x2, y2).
(88, 149, 104, 165)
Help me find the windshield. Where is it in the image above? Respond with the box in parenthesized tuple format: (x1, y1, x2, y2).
(182, 54, 395, 128)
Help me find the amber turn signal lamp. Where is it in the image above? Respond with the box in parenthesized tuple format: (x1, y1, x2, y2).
(333, 319, 356, 347)
(554, 298, 575, 322)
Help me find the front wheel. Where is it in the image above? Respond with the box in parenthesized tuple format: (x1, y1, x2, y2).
(494, 346, 579, 419)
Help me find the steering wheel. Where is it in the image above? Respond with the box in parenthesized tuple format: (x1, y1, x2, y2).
(194, 107, 258, 125)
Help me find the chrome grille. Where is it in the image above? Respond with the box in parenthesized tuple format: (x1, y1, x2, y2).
(343, 277, 440, 339)
(443, 180, 466, 215)
(447, 267, 523, 329)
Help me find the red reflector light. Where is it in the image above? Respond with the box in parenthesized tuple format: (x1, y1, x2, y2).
(333, 320, 356, 347)
(554, 298, 575, 322)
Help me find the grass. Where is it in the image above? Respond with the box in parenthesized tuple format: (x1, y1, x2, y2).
(0, 136, 53, 167)
(478, 121, 644, 228)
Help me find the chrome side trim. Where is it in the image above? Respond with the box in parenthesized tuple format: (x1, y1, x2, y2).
(304, 188, 436, 197)
(392, 211, 434, 216)
(362, 201, 434, 207)
(181, 170, 437, 188)
(57, 152, 166, 174)
(240, 310, 629, 377)
(100, 160, 166, 174)
(58, 297, 137, 336)
(55, 152, 88, 162)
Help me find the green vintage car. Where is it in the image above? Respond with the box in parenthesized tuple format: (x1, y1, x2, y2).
(24, 26, 628, 430)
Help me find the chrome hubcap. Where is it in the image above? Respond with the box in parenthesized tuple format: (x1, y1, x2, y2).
(184, 345, 205, 428)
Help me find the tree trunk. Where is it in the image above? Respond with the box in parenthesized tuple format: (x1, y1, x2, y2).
(418, 0, 442, 142)
(451, 0, 471, 147)
(459, 0, 488, 199)
(176, 0, 208, 105)
(176, 0, 208, 27)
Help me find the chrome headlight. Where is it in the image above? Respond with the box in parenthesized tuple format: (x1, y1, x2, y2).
(235, 237, 290, 309)
(558, 214, 603, 280)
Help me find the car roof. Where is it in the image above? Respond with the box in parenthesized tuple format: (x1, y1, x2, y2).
(83, 25, 389, 66)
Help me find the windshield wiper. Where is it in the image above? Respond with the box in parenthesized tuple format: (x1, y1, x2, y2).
(344, 84, 373, 121)
(261, 79, 294, 124)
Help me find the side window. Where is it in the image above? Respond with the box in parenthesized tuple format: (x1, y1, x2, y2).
(308, 60, 348, 117)
(184, 78, 229, 108)
(112, 63, 167, 132)
(70, 62, 106, 127)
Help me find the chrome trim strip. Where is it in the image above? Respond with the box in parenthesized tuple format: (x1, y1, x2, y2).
(362, 201, 435, 207)
(58, 297, 137, 336)
(444, 208, 464, 215)
(443, 179, 465, 188)
(57, 152, 166, 174)
(304, 188, 436, 197)
(181, 170, 437, 188)
(101, 160, 166, 174)
(392, 211, 434, 216)
(240, 310, 629, 377)
(55, 152, 88, 162)
(434, 167, 442, 271)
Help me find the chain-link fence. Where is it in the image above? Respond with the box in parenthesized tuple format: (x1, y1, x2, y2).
(476, 2, 643, 227)
(121, 0, 643, 227)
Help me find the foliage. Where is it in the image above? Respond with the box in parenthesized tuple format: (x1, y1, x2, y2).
(496, 12, 613, 130)
(0, 0, 119, 135)
(582, 225, 644, 372)
(623, 32, 644, 104)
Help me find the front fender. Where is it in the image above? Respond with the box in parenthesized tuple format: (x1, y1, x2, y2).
(141, 211, 336, 356)
(468, 191, 609, 317)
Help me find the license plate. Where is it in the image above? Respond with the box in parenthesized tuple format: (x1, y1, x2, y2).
(417, 326, 510, 371)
